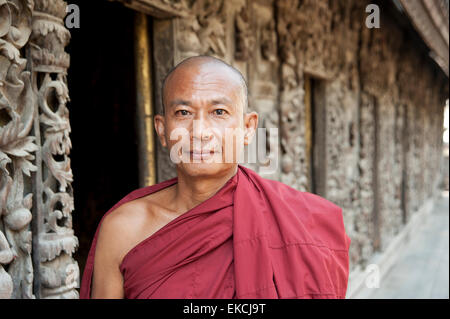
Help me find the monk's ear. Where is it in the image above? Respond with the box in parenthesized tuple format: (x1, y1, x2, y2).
(243, 111, 258, 145)
(154, 114, 167, 147)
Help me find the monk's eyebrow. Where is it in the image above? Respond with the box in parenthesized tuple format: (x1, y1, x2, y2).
(210, 97, 233, 107)
(170, 99, 191, 108)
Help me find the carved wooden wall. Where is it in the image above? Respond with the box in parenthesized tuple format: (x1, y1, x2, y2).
(0, 0, 36, 299)
(0, 0, 77, 299)
(29, 0, 78, 299)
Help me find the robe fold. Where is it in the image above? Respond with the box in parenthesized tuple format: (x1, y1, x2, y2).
(80, 165, 351, 299)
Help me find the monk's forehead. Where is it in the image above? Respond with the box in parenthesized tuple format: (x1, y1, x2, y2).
(165, 61, 243, 97)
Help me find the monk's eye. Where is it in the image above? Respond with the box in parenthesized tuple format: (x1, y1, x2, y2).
(213, 109, 227, 116)
(175, 110, 190, 116)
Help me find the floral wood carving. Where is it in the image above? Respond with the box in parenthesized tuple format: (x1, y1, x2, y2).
(28, 0, 79, 299)
(0, 0, 36, 299)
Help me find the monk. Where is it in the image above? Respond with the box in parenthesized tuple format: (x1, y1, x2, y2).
(80, 55, 351, 299)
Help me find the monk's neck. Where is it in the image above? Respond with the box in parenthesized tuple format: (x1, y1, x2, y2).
(173, 166, 238, 212)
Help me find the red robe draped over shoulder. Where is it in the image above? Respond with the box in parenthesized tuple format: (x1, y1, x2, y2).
(80, 165, 351, 299)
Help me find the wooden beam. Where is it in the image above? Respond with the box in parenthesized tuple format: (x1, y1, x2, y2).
(134, 12, 156, 186)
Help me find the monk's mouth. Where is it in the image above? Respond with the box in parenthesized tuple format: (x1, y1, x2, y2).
(192, 151, 214, 160)
(182, 150, 220, 161)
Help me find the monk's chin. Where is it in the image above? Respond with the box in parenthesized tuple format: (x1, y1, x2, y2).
(177, 162, 237, 177)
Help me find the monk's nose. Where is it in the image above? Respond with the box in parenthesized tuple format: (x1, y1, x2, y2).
(192, 117, 213, 142)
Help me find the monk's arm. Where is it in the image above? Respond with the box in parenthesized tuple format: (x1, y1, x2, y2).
(91, 212, 126, 299)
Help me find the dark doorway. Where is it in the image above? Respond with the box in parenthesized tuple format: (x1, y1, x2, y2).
(67, 0, 139, 277)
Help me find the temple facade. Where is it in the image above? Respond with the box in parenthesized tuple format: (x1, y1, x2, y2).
(0, 0, 448, 298)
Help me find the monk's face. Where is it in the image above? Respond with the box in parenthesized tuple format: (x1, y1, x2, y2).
(155, 60, 258, 177)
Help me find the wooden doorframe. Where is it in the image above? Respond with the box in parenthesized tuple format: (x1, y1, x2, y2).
(116, 0, 190, 185)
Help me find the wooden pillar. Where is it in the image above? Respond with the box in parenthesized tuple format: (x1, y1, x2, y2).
(134, 12, 156, 186)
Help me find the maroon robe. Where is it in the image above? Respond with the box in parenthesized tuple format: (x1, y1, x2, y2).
(80, 165, 351, 299)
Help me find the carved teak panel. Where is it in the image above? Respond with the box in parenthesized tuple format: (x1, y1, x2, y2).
(0, 0, 78, 299)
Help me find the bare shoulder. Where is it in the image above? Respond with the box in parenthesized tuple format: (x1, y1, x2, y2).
(91, 186, 177, 298)
(95, 197, 153, 266)
(95, 185, 176, 266)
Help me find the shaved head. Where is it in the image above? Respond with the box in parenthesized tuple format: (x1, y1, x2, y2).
(161, 56, 248, 115)
(154, 55, 259, 178)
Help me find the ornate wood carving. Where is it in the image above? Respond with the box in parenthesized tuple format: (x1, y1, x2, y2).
(276, 0, 309, 191)
(152, 18, 178, 182)
(275, 0, 448, 269)
(356, 92, 376, 266)
(246, 0, 279, 178)
(0, 0, 36, 299)
(28, 0, 78, 299)
(376, 94, 403, 250)
(175, 0, 229, 63)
